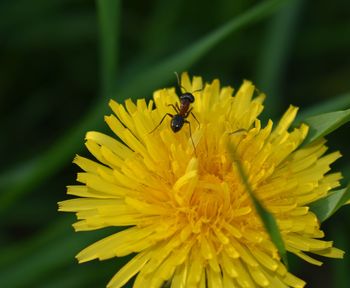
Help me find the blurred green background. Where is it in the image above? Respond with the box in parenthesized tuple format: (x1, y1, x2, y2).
(1, 0, 349, 287)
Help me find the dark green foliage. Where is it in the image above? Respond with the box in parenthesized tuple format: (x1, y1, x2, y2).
(1, 0, 349, 287)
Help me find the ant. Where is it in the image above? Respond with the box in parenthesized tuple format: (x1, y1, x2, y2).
(150, 72, 201, 153)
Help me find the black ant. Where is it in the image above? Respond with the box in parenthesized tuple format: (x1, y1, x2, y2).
(150, 72, 201, 154)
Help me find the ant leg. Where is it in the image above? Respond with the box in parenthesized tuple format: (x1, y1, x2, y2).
(228, 128, 247, 136)
(149, 113, 173, 134)
(167, 104, 179, 113)
(190, 111, 200, 127)
(184, 108, 200, 127)
(184, 107, 192, 118)
(192, 87, 203, 94)
(185, 120, 197, 156)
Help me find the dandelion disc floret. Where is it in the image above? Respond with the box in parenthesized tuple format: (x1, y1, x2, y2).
(59, 73, 344, 288)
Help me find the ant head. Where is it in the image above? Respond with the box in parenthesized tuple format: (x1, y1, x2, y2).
(180, 93, 195, 103)
(174, 71, 202, 97)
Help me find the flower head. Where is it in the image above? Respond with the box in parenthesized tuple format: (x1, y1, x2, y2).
(59, 73, 344, 288)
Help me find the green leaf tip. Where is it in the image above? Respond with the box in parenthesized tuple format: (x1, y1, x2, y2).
(302, 109, 350, 145)
(309, 186, 350, 223)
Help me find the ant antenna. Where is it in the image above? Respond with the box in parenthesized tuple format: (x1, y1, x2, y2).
(192, 88, 203, 94)
(174, 72, 203, 95)
(174, 71, 187, 93)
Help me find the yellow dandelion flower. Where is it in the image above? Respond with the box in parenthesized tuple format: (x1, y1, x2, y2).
(59, 73, 344, 288)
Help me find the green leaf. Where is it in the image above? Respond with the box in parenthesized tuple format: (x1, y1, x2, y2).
(0, 0, 291, 214)
(309, 186, 350, 223)
(228, 144, 288, 267)
(296, 91, 350, 122)
(301, 109, 350, 145)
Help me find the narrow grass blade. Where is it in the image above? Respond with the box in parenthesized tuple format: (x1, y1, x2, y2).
(97, 0, 120, 98)
(117, 0, 292, 100)
(256, 0, 303, 118)
(228, 144, 288, 267)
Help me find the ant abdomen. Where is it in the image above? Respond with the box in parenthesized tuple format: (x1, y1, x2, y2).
(171, 115, 185, 133)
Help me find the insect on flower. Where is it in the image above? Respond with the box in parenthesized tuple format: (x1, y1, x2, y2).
(149, 72, 201, 153)
(59, 73, 346, 288)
